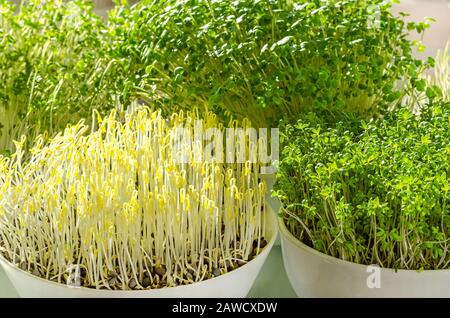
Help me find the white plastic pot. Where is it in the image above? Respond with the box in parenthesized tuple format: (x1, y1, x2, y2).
(0, 210, 277, 298)
(279, 217, 450, 298)
(261, 174, 281, 247)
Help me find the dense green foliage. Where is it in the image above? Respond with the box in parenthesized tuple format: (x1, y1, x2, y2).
(274, 101, 450, 270)
(0, 0, 145, 155)
(111, 0, 428, 127)
(0, 0, 436, 156)
(0, 0, 449, 275)
(0, 0, 102, 153)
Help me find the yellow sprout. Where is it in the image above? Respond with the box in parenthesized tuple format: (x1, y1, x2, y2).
(0, 106, 268, 290)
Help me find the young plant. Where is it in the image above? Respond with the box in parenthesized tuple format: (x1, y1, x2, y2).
(399, 39, 450, 114)
(428, 40, 450, 101)
(0, 0, 141, 155)
(109, 0, 429, 127)
(0, 107, 268, 290)
(273, 100, 450, 270)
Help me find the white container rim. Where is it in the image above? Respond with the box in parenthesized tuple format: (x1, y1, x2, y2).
(0, 210, 278, 294)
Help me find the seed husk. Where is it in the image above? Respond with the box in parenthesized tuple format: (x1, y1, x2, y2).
(212, 267, 221, 277)
(142, 276, 151, 288)
(128, 278, 137, 289)
(155, 265, 166, 277)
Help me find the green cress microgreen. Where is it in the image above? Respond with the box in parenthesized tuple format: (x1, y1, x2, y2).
(274, 100, 450, 270)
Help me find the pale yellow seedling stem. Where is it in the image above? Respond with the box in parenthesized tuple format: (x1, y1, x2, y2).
(0, 106, 267, 290)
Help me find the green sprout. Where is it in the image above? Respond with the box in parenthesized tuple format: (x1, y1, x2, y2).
(0, 0, 143, 154)
(274, 100, 450, 270)
(110, 0, 429, 127)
